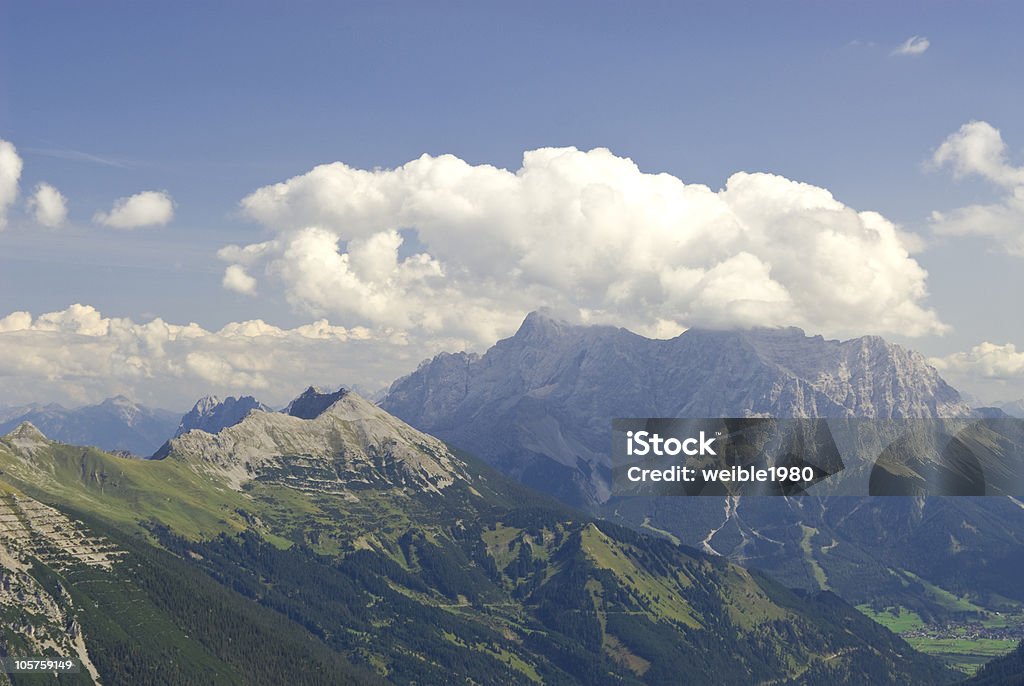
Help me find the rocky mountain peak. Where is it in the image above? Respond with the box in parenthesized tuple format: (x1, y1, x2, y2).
(383, 313, 973, 506)
(175, 394, 271, 438)
(193, 395, 222, 414)
(2, 421, 51, 456)
(284, 386, 349, 419)
(5, 421, 48, 442)
(100, 395, 141, 424)
(514, 309, 567, 340)
(162, 391, 469, 493)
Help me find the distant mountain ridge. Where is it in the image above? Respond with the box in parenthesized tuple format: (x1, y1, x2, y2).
(997, 399, 1024, 418)
(383, 311, 972, 505)
(0, 396, 180, 457)
(175, 394, 272, 437)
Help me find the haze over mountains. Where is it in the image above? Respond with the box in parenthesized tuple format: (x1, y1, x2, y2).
(383, 310, 973, 506)
(2, 313, 1021, 681)
(381, 311, 1024, 673)
(0, 388, 963, 684)
(996, 399, 1024, 418)
(0, 396, 180, 457)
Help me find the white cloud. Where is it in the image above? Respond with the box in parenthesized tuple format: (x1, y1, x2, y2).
(0, 304, 411, 408)
(931, 121, 1024, 255)
(892, 35, 930, 56)
(222, 264, 257, 295)
(931, 342, 1024, 402)
(93, 190, 174, 229)
(231, 147, 945, 347)
(0, 139, 23, 231)
(27, 182, 68, 228)
(932, 342, 1024, 380)
(933, 121, 1024, 188)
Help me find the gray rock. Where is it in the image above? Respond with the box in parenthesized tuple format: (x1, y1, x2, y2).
(175, 395, 272, 437)
(383, 310, 971, 506)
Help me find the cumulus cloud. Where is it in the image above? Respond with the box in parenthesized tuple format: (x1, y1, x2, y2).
(0, 304, 410, 408)
(230, 147, 945, 347)
(0, 139, 23, 230)
(932, 342, 1024, 380)
(93, 190, 174, 229)
(931, 121, 1024, 255)
(27, 182, 68, 228)
(222, 264, 257, 295)
(931, 342, 1024, 402)
(892, 35, 930, 56)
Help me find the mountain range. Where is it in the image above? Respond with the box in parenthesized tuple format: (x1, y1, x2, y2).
(0, 390, 962, 685)
(383, 311, 973, 507)
(2, 312, 1021, 682)
(382, 311, 1024, 675)
(0, 396, 180, 457)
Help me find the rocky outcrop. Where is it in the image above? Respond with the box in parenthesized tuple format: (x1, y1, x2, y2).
(175, 395, 271, 437)
(161, 391, 469, 494)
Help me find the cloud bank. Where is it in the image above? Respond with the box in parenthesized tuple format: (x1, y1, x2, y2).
(28, 182, 69, 228)
(0, 139, 23, 230)
(0, 304, 411, 408)
(228, 147, 944, 347)
(93, 190, 174, 229)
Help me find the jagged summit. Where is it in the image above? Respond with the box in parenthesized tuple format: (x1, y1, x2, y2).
(175, 394, 271, 438)
(283, 386, 349, 420)
(4, 421, 48, 442)
(160, 391, 467, 493)
(513, 309, 573, 340)
(384, 312, 972, 506)
(1, 421, 51, 456)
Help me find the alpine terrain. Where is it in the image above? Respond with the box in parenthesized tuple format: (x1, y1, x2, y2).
(382, 311, 1024, 675)
(0, 388, 959, 684)
(0, 397, 180, 457)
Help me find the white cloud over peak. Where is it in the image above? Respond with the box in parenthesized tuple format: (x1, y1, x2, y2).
(0, 304, 406, 407)
(93, 190, 174, 229)
(28, 182, 69, 228)
(892, 35, 930, 56)
(0, 139, 23, 230)
(232, 147, 946, 346)
(931, 121, 1024, 255)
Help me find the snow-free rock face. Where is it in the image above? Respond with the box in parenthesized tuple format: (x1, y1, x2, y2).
(175, 395, 271, 437)
(160, 391, 468, 493)
(283, 386, 349, 419)
(2, 421, 50, 455)
(383, 311, 972, 505)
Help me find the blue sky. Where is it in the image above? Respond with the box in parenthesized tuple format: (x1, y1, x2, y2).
(1, 2, 1024, 407)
